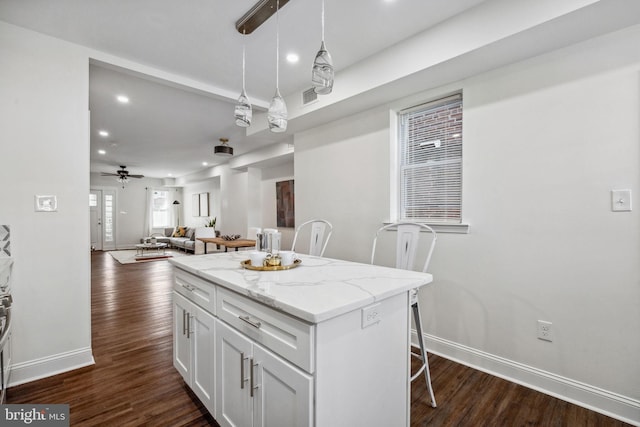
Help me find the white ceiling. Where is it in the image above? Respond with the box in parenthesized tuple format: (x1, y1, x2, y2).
(1, 0, 639, 180)
(0, 0, 487, 179)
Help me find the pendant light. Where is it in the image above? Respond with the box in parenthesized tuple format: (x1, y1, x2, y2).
(214, 138, 233, 157)
(311, 0, 334, 95)
(267, 0, 287, 133)
(234, 30, 252, 127)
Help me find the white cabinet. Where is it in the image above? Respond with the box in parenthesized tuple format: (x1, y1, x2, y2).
(216, 319, 313, 427)
(172, 262, 413, 427)
(173, 292, 216, 415)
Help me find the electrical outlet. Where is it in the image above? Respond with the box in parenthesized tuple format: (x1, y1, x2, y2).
(361, 303, 382, 329)
(537, 320, 553, 342)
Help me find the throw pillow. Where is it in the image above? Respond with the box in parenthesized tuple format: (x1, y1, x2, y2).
(173, 226, 186, 237)
(185, 228, 195, 240)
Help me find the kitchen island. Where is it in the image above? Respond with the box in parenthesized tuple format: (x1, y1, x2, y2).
(169, 252, 433, 427)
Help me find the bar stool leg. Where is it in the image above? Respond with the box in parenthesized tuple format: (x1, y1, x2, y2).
(412, 301, 437, 408)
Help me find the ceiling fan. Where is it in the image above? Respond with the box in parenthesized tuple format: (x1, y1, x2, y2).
(101, 165, 144, 187)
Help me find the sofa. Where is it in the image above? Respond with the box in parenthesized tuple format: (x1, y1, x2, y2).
(146, 227, 219, 255)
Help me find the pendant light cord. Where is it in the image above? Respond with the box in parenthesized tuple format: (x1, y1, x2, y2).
(276, 0, 280, 89)
(242, 30, 246, 91)
(321, 0, 325, 42)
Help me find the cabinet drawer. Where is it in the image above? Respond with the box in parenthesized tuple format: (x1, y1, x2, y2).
(217, 287, 314, 373)
(173, 269, 216, 315)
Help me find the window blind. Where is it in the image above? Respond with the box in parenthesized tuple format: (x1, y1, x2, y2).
(399, 94, 462, 223)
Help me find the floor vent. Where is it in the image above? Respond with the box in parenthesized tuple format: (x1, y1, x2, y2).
(302, 88, 318, 105)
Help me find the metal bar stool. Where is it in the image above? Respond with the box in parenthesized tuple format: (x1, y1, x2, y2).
(371, 222, 437, 407)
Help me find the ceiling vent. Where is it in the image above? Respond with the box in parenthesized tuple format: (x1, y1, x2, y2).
(302, 88, 318, 106)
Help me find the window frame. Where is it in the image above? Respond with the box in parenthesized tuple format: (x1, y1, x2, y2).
(151, 190, 171, 229)
(390, 92, 469, 234)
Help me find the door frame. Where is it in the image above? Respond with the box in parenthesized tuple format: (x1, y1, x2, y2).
(90, 186, 117, 251)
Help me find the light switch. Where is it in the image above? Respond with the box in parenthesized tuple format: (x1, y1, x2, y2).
(611, 189, 632, 212)
(35, 195, 57, 212)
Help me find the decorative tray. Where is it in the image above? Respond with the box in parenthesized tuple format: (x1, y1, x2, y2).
(241, 259, 301, 271)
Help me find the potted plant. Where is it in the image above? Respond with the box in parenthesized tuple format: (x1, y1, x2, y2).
(205, 217, 217, 229)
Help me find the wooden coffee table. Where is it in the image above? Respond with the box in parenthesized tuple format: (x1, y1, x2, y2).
(197, 237, 256, 254)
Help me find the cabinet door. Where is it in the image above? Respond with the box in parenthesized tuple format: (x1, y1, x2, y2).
(191, 304, 216, 416)
(253, 344, 313, 427)
(216, 320, 253, 427)
(173, 292, 191, 381)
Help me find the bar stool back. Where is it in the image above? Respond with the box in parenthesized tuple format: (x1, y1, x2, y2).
(370, 222, 437, 407)
(291, 219, 333, 256)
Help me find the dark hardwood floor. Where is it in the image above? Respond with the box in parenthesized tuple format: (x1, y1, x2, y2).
(7, 251, 630, 426)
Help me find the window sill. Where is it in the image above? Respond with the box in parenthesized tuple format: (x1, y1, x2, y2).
(385, 222, 470, 234)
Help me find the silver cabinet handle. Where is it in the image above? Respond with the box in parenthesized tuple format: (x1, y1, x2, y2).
(239, 315, 261, 329)
(250, 358, 259, 397)
(182, 309, 187, 336)
(240, 352, 246, 389)
(186, 313, 192, 339)
(249, 358, 255, 397)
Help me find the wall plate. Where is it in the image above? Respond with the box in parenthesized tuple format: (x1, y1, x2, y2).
(35, 195, 57, 212)
(611, 189, 632, 212)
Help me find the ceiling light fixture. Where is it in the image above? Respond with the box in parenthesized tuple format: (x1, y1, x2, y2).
(267, 0, 287, 133)
(234, 30, 252, 128)
(286, 53, 299, 63)
(98, 149, 106, 155)
(235, 0, 291, 34)
(214, 138, 234, 157)
(99, 130, 109, 137)
(311, 0, 334, 95)
(116, 95, 129, 104)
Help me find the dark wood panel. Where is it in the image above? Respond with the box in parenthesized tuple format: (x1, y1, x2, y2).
(7, 251, 630, 426)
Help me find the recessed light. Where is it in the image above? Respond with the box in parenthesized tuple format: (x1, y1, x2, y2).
(286, 53, 299, 63)
(98, 130, 109, 137)
(202, 162, 208, 166)
(167, 173, 173, 177)
(116, 95, 129, 104)
(98, 149, 106, 155)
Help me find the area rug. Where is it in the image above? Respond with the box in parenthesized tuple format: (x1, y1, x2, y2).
(108, 249, 187, 264)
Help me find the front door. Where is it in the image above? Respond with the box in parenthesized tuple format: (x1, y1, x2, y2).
(89, 190, 103, 251)
(90, 189, 116, 251)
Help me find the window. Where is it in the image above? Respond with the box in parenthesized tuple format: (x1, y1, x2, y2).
(104, 194, 114, 242)
(152, 190, 170, 228)
(398, 93, 462, 223)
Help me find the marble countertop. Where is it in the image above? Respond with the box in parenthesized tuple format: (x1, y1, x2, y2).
(169, 252, 432, 323)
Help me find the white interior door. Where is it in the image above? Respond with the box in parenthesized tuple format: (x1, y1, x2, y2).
(89, 190, 103, 251)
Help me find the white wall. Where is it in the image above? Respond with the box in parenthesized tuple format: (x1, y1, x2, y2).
(295, 26, 640, 422)
(261, 163, 295, 249)
(0, 22, 93, 382)
(181, 178, 219, 229)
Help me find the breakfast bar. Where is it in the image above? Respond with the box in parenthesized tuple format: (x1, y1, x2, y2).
(169, 252, 433, 427)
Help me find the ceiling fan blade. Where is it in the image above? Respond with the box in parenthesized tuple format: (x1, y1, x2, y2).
(101, 173, 119, 176)
(129, 174, 144, 178)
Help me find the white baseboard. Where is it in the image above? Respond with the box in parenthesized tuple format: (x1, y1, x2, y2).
(413, 331, 640, 426)
(8, 347, 95, 387)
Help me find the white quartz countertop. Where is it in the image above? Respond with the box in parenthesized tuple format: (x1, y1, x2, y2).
(169, 252, 432, 323)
